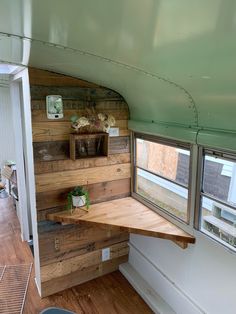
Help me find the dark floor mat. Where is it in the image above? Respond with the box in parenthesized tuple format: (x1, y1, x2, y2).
(0, 190, 8, 199)
(40, 307, 76, 314)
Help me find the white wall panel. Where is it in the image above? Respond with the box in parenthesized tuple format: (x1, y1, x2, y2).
(129, 232, 236, 314)
(0, 75, 15, 167)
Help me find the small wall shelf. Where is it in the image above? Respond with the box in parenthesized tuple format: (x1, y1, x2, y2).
(70, 132, 109, 160)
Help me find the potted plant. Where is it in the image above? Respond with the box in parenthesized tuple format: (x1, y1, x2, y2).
(67, 186, 90, 211)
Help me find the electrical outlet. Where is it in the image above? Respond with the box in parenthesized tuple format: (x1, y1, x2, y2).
(54, 238, 60, 251)
(109, 127, 119, 137)
(102, 247, 110, 261)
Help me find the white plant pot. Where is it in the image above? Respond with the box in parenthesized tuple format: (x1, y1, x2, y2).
(72, 195, 86, 207)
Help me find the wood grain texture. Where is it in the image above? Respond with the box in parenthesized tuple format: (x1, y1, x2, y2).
(0, 199, 151, 313)
(0, 198, 46, 313)
(0, 198, 33, 265)
(32, 121, 128, 142)
(37, 206, 65, 221)
(41, 241, 129, 282)
(30, 68, 131, 297)
(38, 222, 129, 266)
(31, 99, 128, 111)
(39, 271, 153, 313)
(33, 140, 70, 160)
(109, 136, 130, 154)
(36, 163, 131, 193)
(30, 85, 123, 104)
(30, 85, 122, 101)
(33, 136, 130, 161)
(32, 108, 129, 122)
(69, 132, 109, 160)
(41, 255, 129, 297)
(35, 153, 130, 174)
(66, 270, 153, 314)
(29, 67, 100, 88)
(48, 197, 195, 244)
(36, 178, 131, 211)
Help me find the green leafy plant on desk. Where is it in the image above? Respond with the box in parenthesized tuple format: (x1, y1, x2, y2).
(67, 186, 90, 213)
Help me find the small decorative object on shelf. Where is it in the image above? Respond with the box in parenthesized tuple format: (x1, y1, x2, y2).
(67, 186, 90, 214)
(70, 107, 116, 134)
(69, 108, 114, 160)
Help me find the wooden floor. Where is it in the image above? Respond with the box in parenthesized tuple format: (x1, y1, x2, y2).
(0, 197, 153, 314)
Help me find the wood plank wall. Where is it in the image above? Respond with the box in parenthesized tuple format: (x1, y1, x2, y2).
(29, 68, 131, 297)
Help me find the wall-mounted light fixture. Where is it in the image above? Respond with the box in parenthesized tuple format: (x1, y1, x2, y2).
(46, 95, 64, 119)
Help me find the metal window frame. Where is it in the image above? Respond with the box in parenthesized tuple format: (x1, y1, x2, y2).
(195, 146, 236, 248)
(131, 132, 194, 231)
(136, 165, 189, 189)
(204, 148, 236, 162)
(194, 146, 204, 229)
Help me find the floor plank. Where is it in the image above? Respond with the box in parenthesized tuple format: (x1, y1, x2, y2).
(0, 197, 153, 314)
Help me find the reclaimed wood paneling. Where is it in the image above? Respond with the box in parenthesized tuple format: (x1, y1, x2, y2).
(32, 121, 129, 142)
(37, 207, 65, 222)
(41, 241, 129, 282)
(38, 222, 129, 266)
(36, 163, 131, 193)
(31, 99, 128, 111)
(33, 137, 130, 162)
(32, 108, 129, 122)
(36, 178, 131, 211)
(33, 120, 128, 142)
(30, 68, 131, 297)
(69, 133, 109, 161)
(30, 85, 122, 101)
(35, 153, 130, 174)
(29, 68, 100, 88)
(41, 255, 128, 297)
(108, 136, 130, 154)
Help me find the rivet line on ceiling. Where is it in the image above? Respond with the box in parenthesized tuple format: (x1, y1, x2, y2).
(0, 31, 199, 125)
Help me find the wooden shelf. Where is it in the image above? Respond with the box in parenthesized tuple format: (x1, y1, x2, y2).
(70, 132, 109, 160)
(47, 197, 195, 249)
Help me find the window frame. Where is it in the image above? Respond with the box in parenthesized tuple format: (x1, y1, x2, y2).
(195, 146, 236, 251)
(131, 132, 194, 229)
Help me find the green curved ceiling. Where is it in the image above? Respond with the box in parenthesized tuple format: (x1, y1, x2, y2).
(0, 0, 236, 136)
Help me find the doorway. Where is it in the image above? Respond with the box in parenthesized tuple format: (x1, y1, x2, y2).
(0, 64, 41, 301)
(0, 65, 31, 241)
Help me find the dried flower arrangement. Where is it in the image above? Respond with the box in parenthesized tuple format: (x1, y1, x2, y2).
(71, 108, 116, 133)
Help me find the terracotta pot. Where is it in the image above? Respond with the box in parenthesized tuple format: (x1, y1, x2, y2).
(72, 195, 86, 207)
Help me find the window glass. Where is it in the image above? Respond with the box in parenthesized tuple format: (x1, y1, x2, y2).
(136, 168, 188, 221)
(134, 137, 190, 222)
(202, 155, 236, 207)
(200, 153, 236, 250)
(136, 139, 190, 187)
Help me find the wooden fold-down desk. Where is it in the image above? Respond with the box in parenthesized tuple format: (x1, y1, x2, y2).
(47, 197, 195, 249)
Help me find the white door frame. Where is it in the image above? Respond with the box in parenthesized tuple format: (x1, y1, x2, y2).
(10, 67, 41, 292)
(10, 70, 30, 241)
